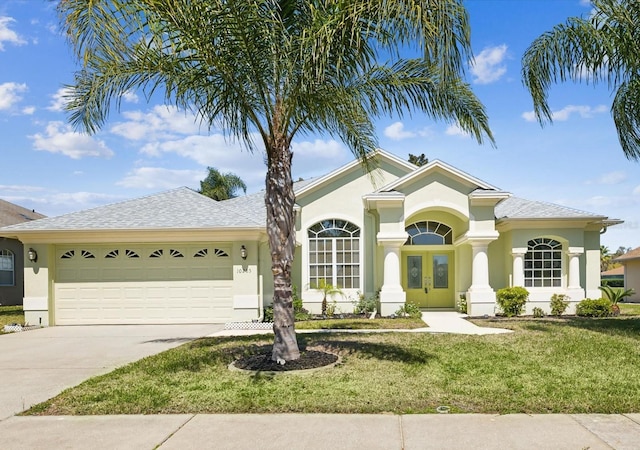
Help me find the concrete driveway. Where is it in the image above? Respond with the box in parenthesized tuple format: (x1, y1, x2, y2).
(0, 324, 223, 421)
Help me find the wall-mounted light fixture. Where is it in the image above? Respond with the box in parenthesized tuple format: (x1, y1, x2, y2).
(27, 248, 38, 263)
(240, 245, 247, 260)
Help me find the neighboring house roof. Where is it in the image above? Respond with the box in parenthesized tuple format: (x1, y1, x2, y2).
(601, 266, 625, 276)
(614, 247, 640, 262)
(0, 187, 262, 232)
(495, 197, 607, 220)
(0, 199, 46, 227)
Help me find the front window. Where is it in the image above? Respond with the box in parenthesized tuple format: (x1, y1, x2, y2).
(308, 219, 360, 289)
(0, 249, 15, 286)
(524, 238, 562, 287)
(405, 221, 452, 245)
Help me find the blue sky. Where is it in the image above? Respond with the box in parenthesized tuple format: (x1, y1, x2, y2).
(0, 0, 638, 251)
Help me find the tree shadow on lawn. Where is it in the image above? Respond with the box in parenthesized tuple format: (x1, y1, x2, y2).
(186, 334, 434, 371)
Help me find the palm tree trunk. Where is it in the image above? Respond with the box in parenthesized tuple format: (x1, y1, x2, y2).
(265, 137, 300, 362)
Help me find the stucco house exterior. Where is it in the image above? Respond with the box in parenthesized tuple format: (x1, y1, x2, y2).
(0, 199, 46, 306)
(614, 247, 640, 302)
(0, 150, 619, 325)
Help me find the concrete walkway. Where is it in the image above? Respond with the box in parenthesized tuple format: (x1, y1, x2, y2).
(1, 413, 639, 449)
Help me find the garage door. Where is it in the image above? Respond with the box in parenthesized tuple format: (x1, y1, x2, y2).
(54, 244, 233, 325)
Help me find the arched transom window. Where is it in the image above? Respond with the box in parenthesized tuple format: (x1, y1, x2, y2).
(0, 249, 15, 286)
(524, 238, 562, 287)
(405, 221, 452, 245)
(308, 219, 360, 289)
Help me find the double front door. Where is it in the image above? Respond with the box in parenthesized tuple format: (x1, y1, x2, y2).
(403, 251, 454, 308)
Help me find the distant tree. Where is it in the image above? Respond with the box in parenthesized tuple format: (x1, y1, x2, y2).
(408, 153, 429, 166)
(613, 246, 631, 258)
(601, 245, 612, 272)
(522, 0, 640, 160)
(199, 167, 247, 201)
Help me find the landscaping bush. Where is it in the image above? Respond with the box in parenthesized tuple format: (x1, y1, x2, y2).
(532, 307, 544, 318)
(550, 293, 570, 316)
(575, 298, 612, 317)
(395, 302, 422, 319)
(456, 294, 467, 314)
(353, 292, 378, 315)
(263, 305, 274, 322)
(496, 287, 529, 317)
(601, 278, 624, 288)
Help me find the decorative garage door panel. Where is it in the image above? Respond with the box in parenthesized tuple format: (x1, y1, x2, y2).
(54, 245, 233, 325)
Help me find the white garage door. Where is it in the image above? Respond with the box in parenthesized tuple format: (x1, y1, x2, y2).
(54, 244, 233, 325)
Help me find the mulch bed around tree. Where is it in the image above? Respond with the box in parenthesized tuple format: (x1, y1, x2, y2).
(232, 350, 338, 372)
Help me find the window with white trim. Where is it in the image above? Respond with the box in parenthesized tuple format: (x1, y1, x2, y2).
(524, 238, 562, 287)
(308, 219, 360, 289)
(405, 221, 452, 245)
(0, 249, 14, 286)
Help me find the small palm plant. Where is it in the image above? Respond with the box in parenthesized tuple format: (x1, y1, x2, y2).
(598, 285, 635, 315)
(313, 279, 344, 316)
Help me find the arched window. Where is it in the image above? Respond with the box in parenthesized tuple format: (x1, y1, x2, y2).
(0, 249, 15, 286)
(405, 221, 452, 245)
(308, 219, 360, 289)
(524, 238, 562, 287)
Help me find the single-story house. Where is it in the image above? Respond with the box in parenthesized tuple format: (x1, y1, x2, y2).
(0, 150, 620, 325)
(613, 247, 640, 302)
(0, 199, 46, 306)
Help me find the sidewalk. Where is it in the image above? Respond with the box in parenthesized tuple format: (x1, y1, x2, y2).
(1, 413, 639, 449)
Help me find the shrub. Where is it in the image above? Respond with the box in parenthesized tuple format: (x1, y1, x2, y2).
(598, 286, 635, 305)
(292, 285, 310, 321)
(395, 302, 422, 319)
(550, 294, 570, 316)
(575, 298, 612, 317)
(353, 292, 378, 315)
(456, 294, 467, 314)
(263, 305, 274, 322)
(601, 278, 624, 288)
(496, 287, 529, 317)
(532, 307, 544, 318)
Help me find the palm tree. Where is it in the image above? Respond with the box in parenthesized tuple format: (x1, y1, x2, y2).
(408, 153, 429, 166)
(199, 167, 247, 201)
(522, 0, 640, 160)
(58, 0, 493, 362)
(601, 245, 612, 272)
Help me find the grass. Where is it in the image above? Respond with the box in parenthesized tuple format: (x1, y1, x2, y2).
(619, 302, 640, 316)
(295, 317, 425, 330)
(0, 305, 24, 334)
(25, 316, 640, 415)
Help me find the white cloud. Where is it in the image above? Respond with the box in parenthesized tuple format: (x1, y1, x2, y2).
(47, 87, 73, 112)
(22, 106, 35, 115)
(292, 139, 346, 158)
(470, 44, 508, 84)
(445, 123, 470, 138)
(122, 91, 139, 103)
(117, 167, 205, 189)
(596, 171, 627, 185)
(140, 134, 253, 165)
(0, 191, 123, 217)
(0, 82, 27, 110)
(30, 121, 114, 159)
(523, 104, 608, 122)
(384, 122, 416, 140)
(0, 184, 44, 193)
(0, 17, 26, 51)
(633, 185, 640, 195)
(110, 105, 201, 140)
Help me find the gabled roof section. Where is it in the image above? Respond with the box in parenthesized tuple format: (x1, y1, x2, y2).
(614, 247, 640, 262)
(294, 148, 415, 198)
(0, 199, 46, 227)
(495, 197, 607, 220)
(377, 159, 501, 193)
(0, 187, 263, 232)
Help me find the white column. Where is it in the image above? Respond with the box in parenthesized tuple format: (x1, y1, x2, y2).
(567, 248, 584, 290)
(470, 242, 491, 290)
(511, 248, 527, 287)
(377, 234, 407, 316)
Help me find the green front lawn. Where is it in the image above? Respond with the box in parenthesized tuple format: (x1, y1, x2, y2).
(620, 303, 640, 316)
(295, 317, 425, 330)
(26, 316, 640, 415)
(0, 306, 24, 334)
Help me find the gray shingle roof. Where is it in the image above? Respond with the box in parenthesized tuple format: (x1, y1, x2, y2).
(495, 197, 604, 220)
(0, 199, 46, 227)
(0, 187, 263, 231)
